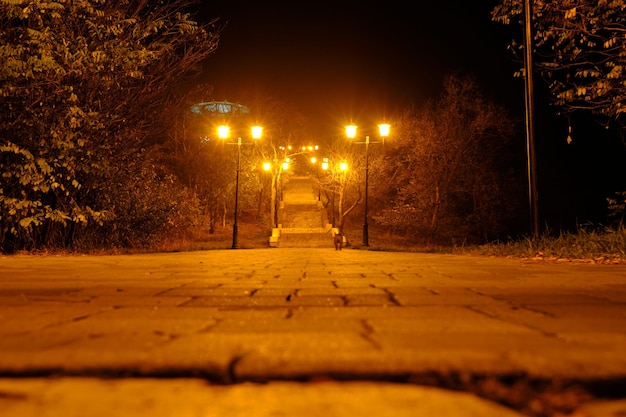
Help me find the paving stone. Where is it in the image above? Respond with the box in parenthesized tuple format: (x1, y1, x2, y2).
(0, 378, 532, 417)
(1, 248, 626, 415)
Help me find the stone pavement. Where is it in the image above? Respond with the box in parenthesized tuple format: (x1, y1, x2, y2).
(1, 249, 625, 416)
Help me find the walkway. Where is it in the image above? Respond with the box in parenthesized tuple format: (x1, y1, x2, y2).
(275, 176, 333, 248)
(1, 250, 625, 416)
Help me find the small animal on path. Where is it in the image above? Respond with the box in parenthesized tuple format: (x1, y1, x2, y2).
(333, 233, 343, 251)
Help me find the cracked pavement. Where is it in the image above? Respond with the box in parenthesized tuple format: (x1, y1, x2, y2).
(1, 249, 625, 416)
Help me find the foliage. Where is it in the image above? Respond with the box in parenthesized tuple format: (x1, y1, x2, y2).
(314, 139, 362, 233)
(470, 223, 626, 263)
(0, 0, 220, 252)
(162, 85, 233, 233)
(492, 0, 626, 127)
(374, 74, 522, 244)
(70, 150, 201, 249)
(607, 191, 626, 223)
(242, 91, 310, 228)
(163, 88, 311, 233)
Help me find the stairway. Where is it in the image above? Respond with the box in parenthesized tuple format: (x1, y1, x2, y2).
(272, 177, 334, 248)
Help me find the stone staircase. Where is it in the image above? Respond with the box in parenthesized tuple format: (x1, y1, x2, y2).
(278, 227, 333, 248)
(270, 177, 336, 248)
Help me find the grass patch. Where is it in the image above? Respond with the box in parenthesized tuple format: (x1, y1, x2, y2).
(7, 217, 625, 264)
(338, 220, 625, 263)
(464, 224, 626, 263)
(152, 222, 272, 252)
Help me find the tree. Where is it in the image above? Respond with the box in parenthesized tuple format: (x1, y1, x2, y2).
(0, 0, 220, 251)
(164, 87, 311, 233)
(492, 0, 626, 128)
(375, 74, 520, 244)
(225, 90, 309, 228)
(315, 140, 362, 235)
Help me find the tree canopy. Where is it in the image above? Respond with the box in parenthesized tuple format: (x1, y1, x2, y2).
(374, 74, 521, 243)
(492, 0, 626, 128)
(0, 0, 221, 251)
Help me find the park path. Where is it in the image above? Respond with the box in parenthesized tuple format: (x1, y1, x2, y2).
(277, 176, 333, 248)
(1, 249, 626, 416)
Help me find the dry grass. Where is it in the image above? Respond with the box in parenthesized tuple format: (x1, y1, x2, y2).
(337, 220, 626, 264)
(151, 222, 272, 252)
(462, 224, 626, 264)
(9, 218, 625, 265)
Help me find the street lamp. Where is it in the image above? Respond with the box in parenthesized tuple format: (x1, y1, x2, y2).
(218, 124, 263, 249)
(346, 123, 390, 247)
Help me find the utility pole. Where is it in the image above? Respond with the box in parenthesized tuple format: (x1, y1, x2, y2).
(524, 0, 540, 237)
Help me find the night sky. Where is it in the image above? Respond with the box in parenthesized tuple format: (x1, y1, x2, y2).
(197, 1, 626, 228)
(198, 1, 521, 137)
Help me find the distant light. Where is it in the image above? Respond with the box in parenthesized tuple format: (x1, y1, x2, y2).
(251, 126, 263, 139)
(263, 162, 271, 171)
(345, 125, 357, 139)
(217, 125, 230, 139)
(282, 161, 289, 170)
(311, 157, 317, 164)
(378, 124, 390, 138)
(339, 161, 348, 171)
(322, 162, 329, 170)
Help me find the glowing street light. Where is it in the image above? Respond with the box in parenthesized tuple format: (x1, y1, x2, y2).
(345, 123, 390, 247)
(218, 125, 263, 249)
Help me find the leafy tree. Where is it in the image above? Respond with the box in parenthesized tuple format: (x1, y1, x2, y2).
(607, 191, 626, 224)
(219, 90, 309, 229)
(0, 0, 220, 251)
(164, 87, 311, 233)
(243, 92, 309, 228)
(315, 140, 361, 235)
(375, 74, 521, 244)
(492, 0, 626, 127)
(162, 85, 233, 234)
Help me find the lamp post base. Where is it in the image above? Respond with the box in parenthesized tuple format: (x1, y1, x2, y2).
(231, 224, 239, 249)
(362, 223, 369, 247)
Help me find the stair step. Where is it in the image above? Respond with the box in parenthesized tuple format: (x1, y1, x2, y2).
(278, 232, 334, 248)
(285, 203, 320, 210)
(272, 176, 334, 248)
(281, 228, 327, 234)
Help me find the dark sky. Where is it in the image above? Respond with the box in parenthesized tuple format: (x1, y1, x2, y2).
(196, 1, 626, 227)
(198, 1, 522, 137)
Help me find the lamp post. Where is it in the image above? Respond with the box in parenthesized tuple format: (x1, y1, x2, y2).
(523, 0, 539, 237)
(218, 125, 263, 249)
(346, 123, 390, 247)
